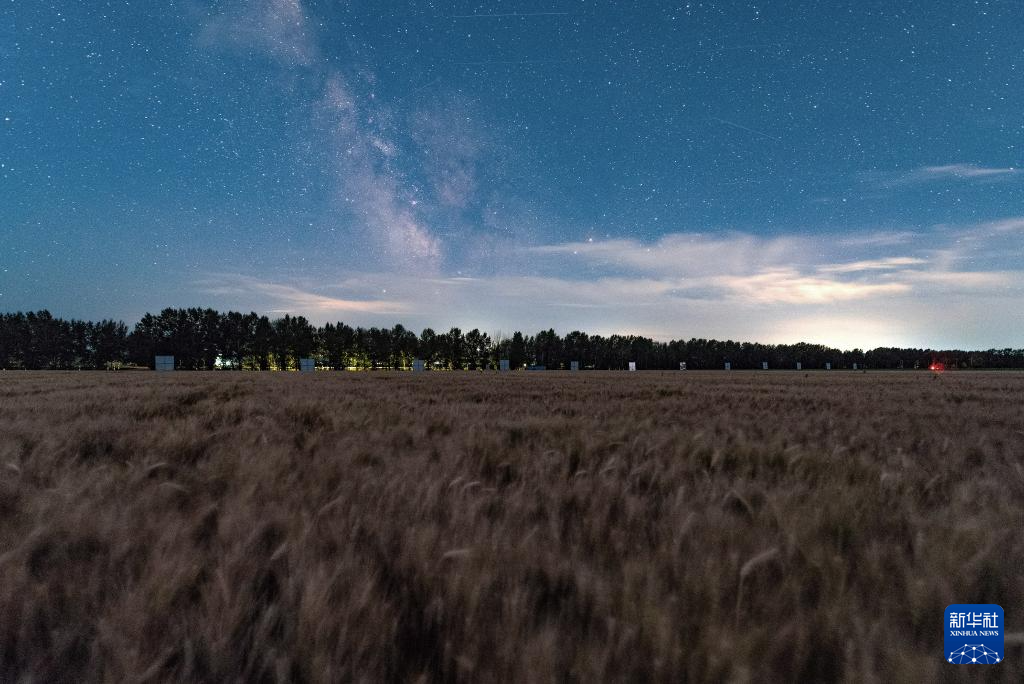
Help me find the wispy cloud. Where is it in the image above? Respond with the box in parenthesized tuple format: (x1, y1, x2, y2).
(898, 269, 1015, 290)
(524, 226, 1022, 310)
(837, 231, 919, 247)
(710, 269, 910, 303)
(983, 217, 1024, 233)
(919, 164, 1018, 179)
(817, 256, 927, 274)
(199, 0, 317, 66)
(200, 274, 408, 315)
(530, 242, 916, 305)
(530, 233, 809, 278)
(875, 163, 1021, 188)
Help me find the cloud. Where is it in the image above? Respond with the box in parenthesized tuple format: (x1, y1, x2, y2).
(710, 269, 910, 304)
(919, 164, 1018, 179)
(983, 217, 1024, 234)
(530, 233, 810, 278)
(817, 257, 927, 274)
(898, 269, 1015, 290)
(875, 164, 1021, 187)
(523, 227, 1022, 310)
(837, 231, 919, 247)
(200, 274, 408, 315)
(199, 0, 317, 66)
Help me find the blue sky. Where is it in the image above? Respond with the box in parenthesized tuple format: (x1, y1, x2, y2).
(2, 1, 1022, 348)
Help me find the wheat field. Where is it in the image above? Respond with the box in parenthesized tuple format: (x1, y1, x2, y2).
(1, 370, 1021, 682)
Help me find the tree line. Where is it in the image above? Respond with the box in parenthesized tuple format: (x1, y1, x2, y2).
(1, 308, 1022, 371)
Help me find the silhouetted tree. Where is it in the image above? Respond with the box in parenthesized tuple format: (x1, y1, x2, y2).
(509, 331, 527, 369)
(391, 324, 418, 369)
(418, 328, 439, 367)
(463, 329, 489, 369)
(252, 315, 274, 370)
(3, 308, 1024, 371)
(441, 327, 465, 369)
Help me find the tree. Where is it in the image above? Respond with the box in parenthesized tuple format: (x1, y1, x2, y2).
(290, 315, 316, 361)
(128, 312, 159, 368)
(564, 330, 590, 368)
(441, 327, 465, 369)
(366, 327, 392, 369)
(464, 329, 491, 370)
(509, 331, 527, 370)
(391, 324, 418, 369)
(92, 320, 128, 369)
(271, 314, 316, 369)
(219, 311, 248, 369)
(271, 315, 293, 370)
(418, 328, 438, 367)
(252, 315, 274, 370)
(334, 322, 356, 369)
(531, 328, 560, 368)
(321, 322, 356, 370)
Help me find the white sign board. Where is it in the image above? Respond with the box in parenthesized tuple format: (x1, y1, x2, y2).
(628, 362, 636, 372)
(499, 359, 510, 372)
(853, 363, 858, 370)
(796, 362, 802, 370)
(724, 362, 731, 371)
(155, 356, 174, 372)
(762, 361, 768, 370)
(570, 361, 579, 371)
(299, 358, 315, 373)
(826, 362, 832, 370)
(412, 359, 425, 372)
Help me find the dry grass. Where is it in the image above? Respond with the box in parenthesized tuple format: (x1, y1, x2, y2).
(1, 370, 1022, 682)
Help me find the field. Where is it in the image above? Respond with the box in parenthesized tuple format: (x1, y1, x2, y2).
(1, 370, 1022, 682)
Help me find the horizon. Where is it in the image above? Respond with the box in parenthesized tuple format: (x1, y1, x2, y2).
(3, 2, 1022, 349)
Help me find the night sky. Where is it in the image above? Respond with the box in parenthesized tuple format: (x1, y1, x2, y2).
(3, 1, 1022, 348)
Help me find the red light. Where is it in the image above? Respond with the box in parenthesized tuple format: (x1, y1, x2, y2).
(929, 362, 945, 372)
